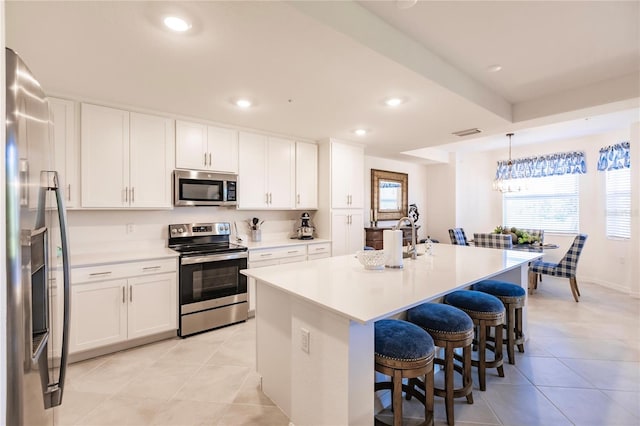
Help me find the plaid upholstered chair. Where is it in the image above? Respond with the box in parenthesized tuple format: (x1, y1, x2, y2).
(448, 228, 469, 245)
(473, 233, 513, 249)
(528, 234, 588, 302)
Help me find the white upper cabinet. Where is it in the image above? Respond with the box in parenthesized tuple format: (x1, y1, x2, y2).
(175, 120, 238, 174)
(49, 97, 80, 208)
(295, 142, 318, 209)
(81, 103, 174, 209)
(331, 141, 364, 209)
(238, 132, 294, 209)
(129, 112, 174, 208)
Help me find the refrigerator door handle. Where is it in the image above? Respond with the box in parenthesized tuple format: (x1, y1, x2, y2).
(43, 171, 71, 408)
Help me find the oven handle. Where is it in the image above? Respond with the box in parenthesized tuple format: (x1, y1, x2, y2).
(181, 251, 248, 265)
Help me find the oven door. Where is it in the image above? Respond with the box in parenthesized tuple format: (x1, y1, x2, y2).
(179, 252, 247, 310)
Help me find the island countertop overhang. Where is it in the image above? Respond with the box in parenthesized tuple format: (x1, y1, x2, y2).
(241, 244, 541, 324)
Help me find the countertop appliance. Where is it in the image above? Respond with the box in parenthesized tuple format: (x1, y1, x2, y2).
(296, 212, 315, 240)
(174, 170, 237, 207)
(5, 48, 72, 425)
(168, 222, 248, 336)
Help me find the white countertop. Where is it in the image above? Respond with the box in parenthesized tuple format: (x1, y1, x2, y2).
(64, 248, 178, 269)
(240, 238, 331, 250)
(241, 244, 540, 324)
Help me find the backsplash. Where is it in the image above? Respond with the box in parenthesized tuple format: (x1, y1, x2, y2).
(66, 208, 310, 254)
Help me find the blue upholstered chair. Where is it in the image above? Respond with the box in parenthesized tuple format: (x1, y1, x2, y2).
(448, 228, 469, 245)
(374, 319, 435, 426)
(444, 290, 505, 391)
(407, 304, 474, 426)
(472, 280, 526, 365)
(473, 233, 513, 249)
(528, 234, 588, 302)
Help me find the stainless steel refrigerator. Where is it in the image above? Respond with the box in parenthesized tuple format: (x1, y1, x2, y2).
(5, 47, 71, 425)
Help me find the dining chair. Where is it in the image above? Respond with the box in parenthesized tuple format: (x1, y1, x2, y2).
(473, 233, 513, 249)
(528, 234, 588, 302)
(519, 228, 544, 282)
(448, 228, 469, 246)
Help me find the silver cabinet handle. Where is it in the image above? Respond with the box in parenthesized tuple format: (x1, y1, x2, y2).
(124, 187, 128, 202)
(122, 286, 125, 304)
(265, 193, 269, 204)
(297, 194, 300, 204)
(129, 285, 132, 302)
(131, 187, 135, 203)
(260, 253, 273, 257)
(89, 271, 112, 277)
(269, 193, 273, 204)
(142, 265, 161, 271)
(67, 184, 71, 201)
(204, 153, 207, 166)
(208, 152, 212, 167)
(287, 250, 299, 254)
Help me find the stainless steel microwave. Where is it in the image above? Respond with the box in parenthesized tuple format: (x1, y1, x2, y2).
(174, 170, 237, 206)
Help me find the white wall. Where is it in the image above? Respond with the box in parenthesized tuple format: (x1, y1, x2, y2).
(445, 126, 638, 294)
(423, 157, 456, 243)
(364, 156, 429, 240)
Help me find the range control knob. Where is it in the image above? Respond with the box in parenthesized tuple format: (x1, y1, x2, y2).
(171, 228, 177, 234)
(178, 228, 184, 233)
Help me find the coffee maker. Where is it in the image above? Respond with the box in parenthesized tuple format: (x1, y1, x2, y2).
(296, 212, 315, 240)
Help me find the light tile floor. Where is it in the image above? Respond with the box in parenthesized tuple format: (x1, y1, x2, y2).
(61, 277, 639, 425)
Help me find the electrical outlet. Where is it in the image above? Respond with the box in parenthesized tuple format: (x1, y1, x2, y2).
(300, 328, 310, 353)
(126, 223, 135, 233)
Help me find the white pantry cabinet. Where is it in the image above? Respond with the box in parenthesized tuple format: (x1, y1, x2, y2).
(175, 120, 238, 173)
(81, 104, 174, 209)
(49, 97, 80, 208)
(331, 142, 364, 209)
(295, 142, 318, 209)
(331, 210, 364, 256)
(238, 132, 294, 209)
(68, 258, 177, 354)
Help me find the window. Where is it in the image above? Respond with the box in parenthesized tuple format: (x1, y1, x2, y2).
(503, 174, 579, 233)
(605, 167, 631, 239)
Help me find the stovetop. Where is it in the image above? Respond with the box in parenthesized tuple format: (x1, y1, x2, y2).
(168, 222, 247, 256)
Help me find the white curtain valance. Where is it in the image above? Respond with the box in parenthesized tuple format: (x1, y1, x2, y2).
(597, 141, 630, 171)
(495, 151, 587, 180)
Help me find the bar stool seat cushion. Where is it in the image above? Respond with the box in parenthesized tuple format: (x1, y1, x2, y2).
(444, 290, 504, 314)
(407, 303, 473, 333)
(375, 319, 435, 361)
(473, 280, 526, 298)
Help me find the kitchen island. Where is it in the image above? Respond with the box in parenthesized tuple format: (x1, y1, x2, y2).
(241, 244, 541, 426)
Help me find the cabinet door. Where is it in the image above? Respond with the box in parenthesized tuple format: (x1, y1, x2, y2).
(331, 211, 364, 256)
(347, 210, 365, 254)
(49, 98, 79, 208)
(295, 142, 318, 209)
(81, 104, 129, 208)
(266, 137, 294, 209)
(238, 132, 268, 209)
(70, 280, 127, 353)
(127, 273, 177, 340)
(331, 142, 354, 208)
(175, 120, 207, 170)
(208, 126, 238, 174)
(346, 145, 365, 209)
(129, 113, 174, 208)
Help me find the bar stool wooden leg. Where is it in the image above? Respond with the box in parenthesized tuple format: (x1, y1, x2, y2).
(506, 304, 516, 364)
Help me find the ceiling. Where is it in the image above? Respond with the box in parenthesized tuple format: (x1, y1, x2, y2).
(5, 1, 640, 163)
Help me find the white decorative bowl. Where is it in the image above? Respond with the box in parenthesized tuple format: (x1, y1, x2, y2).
(357, 250, 386, 270)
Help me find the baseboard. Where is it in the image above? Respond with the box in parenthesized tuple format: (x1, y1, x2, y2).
(68, 330, 178, 363)
(579, 275, 640, 298)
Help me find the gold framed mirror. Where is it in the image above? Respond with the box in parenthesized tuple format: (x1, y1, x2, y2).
(371, 169, 408, 221)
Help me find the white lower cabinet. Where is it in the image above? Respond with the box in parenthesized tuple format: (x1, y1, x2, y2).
(331, 210, 364, 256)
(69, 259, 177, 354)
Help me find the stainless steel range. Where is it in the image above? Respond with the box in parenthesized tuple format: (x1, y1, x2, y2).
(168, 222, 248, 337)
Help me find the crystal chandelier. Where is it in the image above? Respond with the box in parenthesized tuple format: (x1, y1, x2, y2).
(492, 133, 526, 193)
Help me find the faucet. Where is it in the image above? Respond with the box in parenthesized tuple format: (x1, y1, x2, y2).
(394, 216, 417, 259)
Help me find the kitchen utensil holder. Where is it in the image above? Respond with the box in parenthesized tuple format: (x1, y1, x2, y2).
(251, 230, 262, 242)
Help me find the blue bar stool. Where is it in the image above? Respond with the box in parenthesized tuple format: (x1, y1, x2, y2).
(472, 279, 526, 364)
(444, 290, 505, 391)
(375, 319, 435, 426)
(407, 303, 474, 426)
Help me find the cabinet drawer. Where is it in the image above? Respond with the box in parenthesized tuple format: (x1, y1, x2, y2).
(248, 245, 306, 262)
(307, 242, 331, 256)
(72, 258, 177, 283)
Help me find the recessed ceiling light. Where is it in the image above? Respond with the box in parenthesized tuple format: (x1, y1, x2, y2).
(235, 99, 252, 109)
(487, 64, 503, 73)
(385, 97, 404, 107)
(164, 16, 191, 32)
(354, 129, 367, 136)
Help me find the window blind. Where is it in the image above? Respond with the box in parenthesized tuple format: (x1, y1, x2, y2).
(605, 167, 631, 239)
(503, 174, 579, 233)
